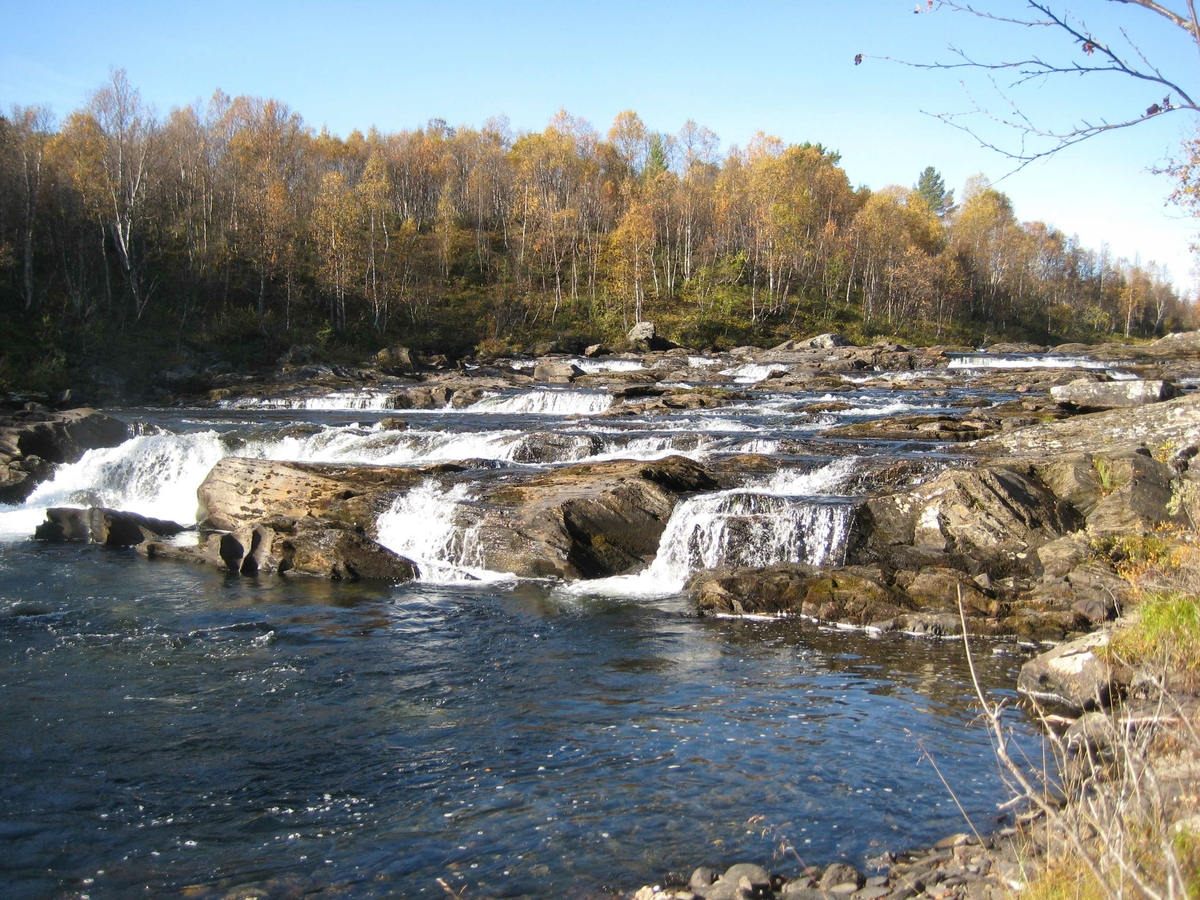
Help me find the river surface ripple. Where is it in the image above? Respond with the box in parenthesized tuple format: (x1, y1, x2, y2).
(0, 386, 1040, 899)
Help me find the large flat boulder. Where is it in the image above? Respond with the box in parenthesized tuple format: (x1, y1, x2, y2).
(470, 456, 718, 579)
(973, 393, 1200, 458)
(1050, 379, 1180, 410)
(198, 458, 430, 533)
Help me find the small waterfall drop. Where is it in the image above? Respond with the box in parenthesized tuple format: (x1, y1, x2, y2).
(568, 457, 858, 597)
(375, 481, 506, 583)
(219, 390, 408, 410)
(719, 363, 788, 384)
(0, 431, 230, 537)
(466, 389, 613, 415)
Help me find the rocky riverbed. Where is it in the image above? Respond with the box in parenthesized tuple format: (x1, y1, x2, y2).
(9, 328, 1200, 898)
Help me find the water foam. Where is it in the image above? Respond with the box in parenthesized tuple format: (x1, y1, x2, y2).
(568, 457, 857, 597)
(466, 389, 613, 415)
(219, 390, 408, 411)
(375, 481, 508, 583)
(947, 354, 1122, 371)
(719, 363, 788, 384)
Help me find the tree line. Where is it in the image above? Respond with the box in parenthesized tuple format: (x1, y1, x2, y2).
(0, 71, 1192, 391)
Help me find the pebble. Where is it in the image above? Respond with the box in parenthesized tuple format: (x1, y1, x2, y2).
(625, 828, 1028, 900)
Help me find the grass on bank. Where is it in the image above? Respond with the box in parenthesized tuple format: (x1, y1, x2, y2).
(1012, 531, 1200, 900)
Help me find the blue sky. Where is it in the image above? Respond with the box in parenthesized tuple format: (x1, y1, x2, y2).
(4, 0, 1198, 291)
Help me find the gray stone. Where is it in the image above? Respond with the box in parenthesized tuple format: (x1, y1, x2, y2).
(35, 507, 185, 547)
(820, 863, 865, 891)
(375, 345, 416, 375)
(1050, 379, 1180, 410)
(628, 321, 657, 344)
(1017, 631, 1121, 712)
(532, 360, 585, 383)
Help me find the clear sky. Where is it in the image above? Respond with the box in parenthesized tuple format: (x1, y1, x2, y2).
(4, 0, 1198, 292)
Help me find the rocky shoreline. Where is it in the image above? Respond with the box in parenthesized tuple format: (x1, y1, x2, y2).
(12, 328, 1200, 899)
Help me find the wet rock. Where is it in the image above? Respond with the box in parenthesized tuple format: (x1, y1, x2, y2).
(1017, 631, 1122, 713)
(34, 507, 185, 546)
(141, 516, 417, 583)
(198, 458, 430, 534)
(896, 567, 998, 617)
(690, 563, 913, 624)
(0, 408, 129, 503)
(1050, 378, 1180, 410)
(509, 431, 605, 464)
(471, 456, 718, 579)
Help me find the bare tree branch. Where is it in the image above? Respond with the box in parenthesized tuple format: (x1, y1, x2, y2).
(871, 0, 1200, 168)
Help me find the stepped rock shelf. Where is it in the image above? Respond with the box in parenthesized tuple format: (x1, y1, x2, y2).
(8, 332, 1200, 899)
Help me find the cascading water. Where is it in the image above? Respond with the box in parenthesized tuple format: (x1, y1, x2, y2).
(719, 363, 789, 384)
(219, 389, 408, 410)
(947, 354, 1128, 372)
(567, 457, 858, 597)
(0, 431, 232, 539)
(466, 389, 613, 415)
(375, 480, 506, 583)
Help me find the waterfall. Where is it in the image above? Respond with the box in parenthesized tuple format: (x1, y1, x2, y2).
(947, 354, 1126, 372)
(466, 389, 613, 415)
(719, 363, 788, 384)
(219, 389, 408, 410)
(565, 457, 858, 598)
(375, 481, 505, 583)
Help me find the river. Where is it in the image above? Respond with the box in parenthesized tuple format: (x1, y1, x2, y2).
(0, 364, 1043, 899)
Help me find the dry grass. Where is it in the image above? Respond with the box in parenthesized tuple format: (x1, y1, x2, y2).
(960, 529, 1200, 900)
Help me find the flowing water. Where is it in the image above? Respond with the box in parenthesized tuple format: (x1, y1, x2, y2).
(0, 377, 1041, 899)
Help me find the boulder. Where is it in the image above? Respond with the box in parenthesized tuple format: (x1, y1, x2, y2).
(532, 360, 585, 383)
(1050, 378, 1180, 410)
(626, 321, 675, 351)
(855, 463, 1081, 576)
(34, 507, 185, 546)
(375, 345, 416, 375)
(627, 321, 657, 344)
(0, 408, 129, 503)
(471, 456, 718, 579)
(1084, 451, 1185, 535)
(973, 392, 1200, 458)
(509, 431, 605, 464)
(690, 563, 913, 625)
(1017, 631, 1122, 713)
(896, 567, 998, 616)
(141, 516, 418, 583)
(781, 333, 852, 351)
(583, 343, 610, 358)
(197, 458, 430, 534)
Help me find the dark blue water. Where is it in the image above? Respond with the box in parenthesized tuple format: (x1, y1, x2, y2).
(0, 540, 1034, 900)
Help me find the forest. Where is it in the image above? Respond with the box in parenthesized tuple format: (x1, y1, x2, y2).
(0, 71, 1193, 394)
